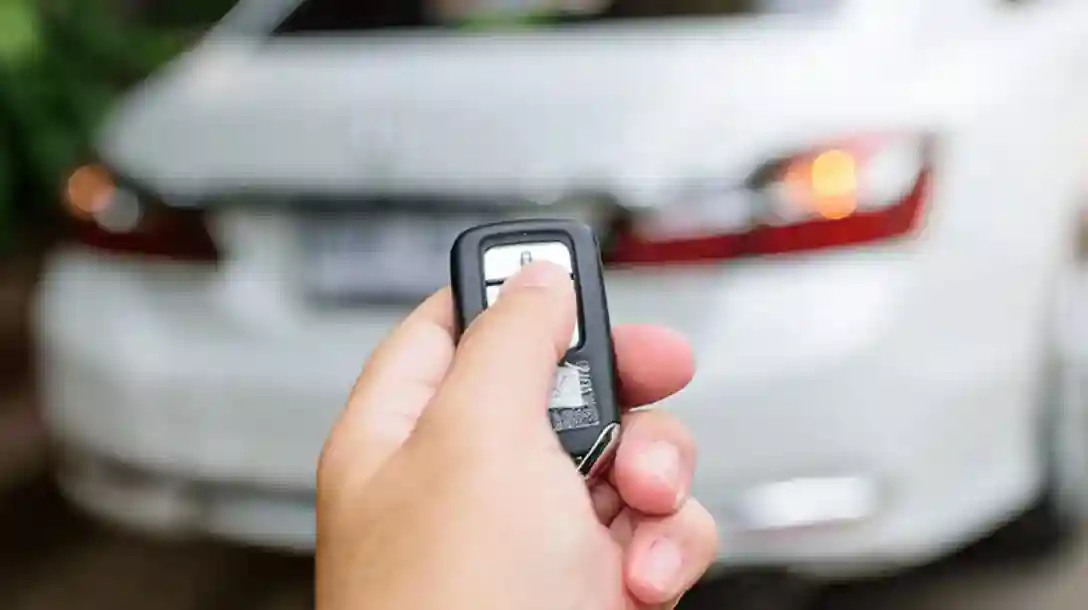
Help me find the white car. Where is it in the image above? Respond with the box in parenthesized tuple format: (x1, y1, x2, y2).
(35, 0, 1088, 579)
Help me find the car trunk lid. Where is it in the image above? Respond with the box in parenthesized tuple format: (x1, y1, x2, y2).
(101, 16, 848, 204)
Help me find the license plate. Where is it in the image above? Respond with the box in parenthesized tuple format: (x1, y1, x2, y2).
(299, 212, 494, 304)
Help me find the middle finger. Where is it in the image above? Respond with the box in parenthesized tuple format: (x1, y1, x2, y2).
(610, 409, 696, 516)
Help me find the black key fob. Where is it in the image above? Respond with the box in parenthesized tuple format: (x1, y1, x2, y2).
(450, 218, 621, 482)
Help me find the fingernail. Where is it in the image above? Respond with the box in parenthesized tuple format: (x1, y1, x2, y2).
(502, 261, 571, 290)
(638, 441, 681, 489)
(639, 537, 682, 594)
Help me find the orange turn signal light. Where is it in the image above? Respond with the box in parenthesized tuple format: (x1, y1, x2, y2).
(64, 164, 116, 219)
(782, 149, 859, 221)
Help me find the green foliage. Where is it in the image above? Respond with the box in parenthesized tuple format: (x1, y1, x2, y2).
(0, 0, 41, 64)
(0, 0, 234, 250)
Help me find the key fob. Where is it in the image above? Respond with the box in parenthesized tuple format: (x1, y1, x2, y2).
(450, 218, 621, 482)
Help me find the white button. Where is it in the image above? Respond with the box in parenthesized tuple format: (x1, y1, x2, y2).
(483, 241, 573, 282)
(486, 283, 581, 349)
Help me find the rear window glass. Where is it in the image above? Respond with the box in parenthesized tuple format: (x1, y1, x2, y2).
(112, 0, 237, 28)
(273, 0, 839, 34)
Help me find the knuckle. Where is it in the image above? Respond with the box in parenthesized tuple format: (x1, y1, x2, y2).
(316, 432, 347, 494)
(629, 410, 696, 455)
(684, 500, 720, 555)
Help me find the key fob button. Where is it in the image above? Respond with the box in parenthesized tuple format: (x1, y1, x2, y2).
(483, 241, 573, 282)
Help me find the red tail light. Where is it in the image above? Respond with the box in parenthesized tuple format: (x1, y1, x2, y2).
(604, 133, 932, 266)
(63, 164, 219, 263)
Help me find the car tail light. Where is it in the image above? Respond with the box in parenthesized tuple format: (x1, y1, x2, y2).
(604, 133, 933, 266)
(63, 164, 219, 263)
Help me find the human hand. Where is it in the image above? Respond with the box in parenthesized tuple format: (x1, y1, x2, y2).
(316, 262, 718, 610)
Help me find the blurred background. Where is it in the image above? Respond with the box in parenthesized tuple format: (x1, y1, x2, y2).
(4, 0, 1088, 609)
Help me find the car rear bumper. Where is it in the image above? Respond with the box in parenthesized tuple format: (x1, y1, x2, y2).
(35, 246, 1044, 574)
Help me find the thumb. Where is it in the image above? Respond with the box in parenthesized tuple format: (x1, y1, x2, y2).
(415, 261, 577, 456)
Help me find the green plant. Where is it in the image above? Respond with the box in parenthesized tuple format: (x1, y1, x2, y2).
(0, 0, 231, 251)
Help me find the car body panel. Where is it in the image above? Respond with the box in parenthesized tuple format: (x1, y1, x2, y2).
(36, 0, 1088, 575)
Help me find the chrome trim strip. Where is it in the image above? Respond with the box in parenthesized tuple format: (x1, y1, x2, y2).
(577, 423, 621, 483)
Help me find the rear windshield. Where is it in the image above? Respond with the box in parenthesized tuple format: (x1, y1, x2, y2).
(272, 0, 839, 34)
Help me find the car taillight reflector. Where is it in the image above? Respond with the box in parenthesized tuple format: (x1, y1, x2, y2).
(63, 164, 219, 263)
(604, 133, 932, 266)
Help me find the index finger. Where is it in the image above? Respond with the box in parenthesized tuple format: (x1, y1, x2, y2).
(613, 325, 694, 408)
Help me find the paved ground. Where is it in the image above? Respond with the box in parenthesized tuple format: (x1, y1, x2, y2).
(1, 476, 1086, 610)
(0, 480, 314, 610)
(684, 534, 1088, 610)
